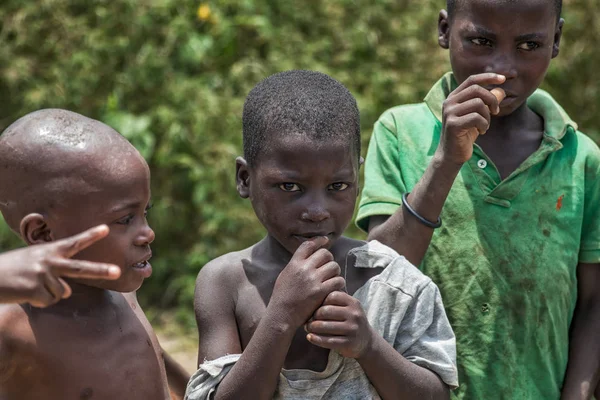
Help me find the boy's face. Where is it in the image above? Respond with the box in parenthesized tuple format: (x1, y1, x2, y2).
(440, 0, 563, 116)
(239, 134, 359, 255)
(48, 152, 155, 293)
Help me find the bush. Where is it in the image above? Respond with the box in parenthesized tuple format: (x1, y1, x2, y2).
(1, 0, 598, 328)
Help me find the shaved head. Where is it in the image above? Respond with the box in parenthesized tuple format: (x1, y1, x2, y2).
(0, 109, 147, 233)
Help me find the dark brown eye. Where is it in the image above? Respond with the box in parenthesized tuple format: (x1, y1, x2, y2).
(329, 183, 349, 191)
(471, 38, 492, 47)
(279, 183, 300, 192)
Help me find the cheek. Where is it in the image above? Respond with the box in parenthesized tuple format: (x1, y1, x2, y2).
(73, 234, 123, 265)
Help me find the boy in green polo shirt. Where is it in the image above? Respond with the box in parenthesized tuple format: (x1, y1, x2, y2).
(357, 0, 600, 398)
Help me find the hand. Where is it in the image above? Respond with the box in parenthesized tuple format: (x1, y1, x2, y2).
(0, 225, 121, 307)
(305, 291, 374, 359)
(438, 73, 507, 164)
(268, 237, 346, 329)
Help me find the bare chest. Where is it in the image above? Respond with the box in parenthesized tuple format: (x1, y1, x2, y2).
(1, 305, 169, 400)
(235, 279, 330, 371)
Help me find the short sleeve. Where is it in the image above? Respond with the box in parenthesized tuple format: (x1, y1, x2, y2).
(356, 116, 407, 232)
(394, 282, 459, 388)
(579, 135, 600, 263)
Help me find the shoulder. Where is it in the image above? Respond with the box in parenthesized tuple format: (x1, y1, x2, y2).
(351, 240, 432, 298)
(376, 102, 437, 133)
(0, 304, 35, 377)
(0, 304, 33, 339)
(194, 245, 256, 315)
(195, 246, 253, 291)
(573, 130, 600, 161)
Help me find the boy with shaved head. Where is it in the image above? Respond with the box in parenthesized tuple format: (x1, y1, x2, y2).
(0, 109, 187, 399)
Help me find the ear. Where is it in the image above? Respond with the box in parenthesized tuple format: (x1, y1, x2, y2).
(438, 9, 450, 49)
(552, 18, 564, 58)
(19, 213, 53, 245)
(236, 157, 251, 199)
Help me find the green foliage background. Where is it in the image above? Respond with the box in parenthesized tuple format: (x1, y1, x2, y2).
(1, 0, 598, 328)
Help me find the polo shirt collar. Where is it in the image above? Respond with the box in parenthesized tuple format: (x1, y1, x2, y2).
(424, 72, 578, 140)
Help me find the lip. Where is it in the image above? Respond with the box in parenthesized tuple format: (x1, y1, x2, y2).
(292, 232, 334, 242)
(130, 252, 153, 278)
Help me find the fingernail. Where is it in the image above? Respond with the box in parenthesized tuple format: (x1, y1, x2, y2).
(108, 266, 121, 277)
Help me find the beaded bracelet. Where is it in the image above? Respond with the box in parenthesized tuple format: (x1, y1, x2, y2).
(402, 192, 442, 229)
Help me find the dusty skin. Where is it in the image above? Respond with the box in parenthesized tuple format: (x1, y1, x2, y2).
(0, 109, 175, 399)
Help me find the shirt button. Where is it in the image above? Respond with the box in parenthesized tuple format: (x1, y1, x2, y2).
(477, 159, 487, 169)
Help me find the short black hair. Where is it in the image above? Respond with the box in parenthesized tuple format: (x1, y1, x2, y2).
(242, 70, 360, 166)
(447, 0, 562, 21)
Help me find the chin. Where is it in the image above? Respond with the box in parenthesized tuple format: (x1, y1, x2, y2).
(100, 277, 144, 293)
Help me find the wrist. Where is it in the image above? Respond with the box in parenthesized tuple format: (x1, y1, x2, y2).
(264, 303, 301, 335)
(432, 150, 465, 173)
(355, 325, 379, 362)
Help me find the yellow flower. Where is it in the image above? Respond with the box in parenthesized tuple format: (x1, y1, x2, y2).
(197, 4, 211, 21)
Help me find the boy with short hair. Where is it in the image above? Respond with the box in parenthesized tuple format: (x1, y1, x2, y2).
(357, 0, 600, 398)
(188, 70, 458, 400)
(0, 109, 188, 399)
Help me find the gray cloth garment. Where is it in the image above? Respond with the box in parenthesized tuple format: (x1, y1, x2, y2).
(185, 240, 458, 399)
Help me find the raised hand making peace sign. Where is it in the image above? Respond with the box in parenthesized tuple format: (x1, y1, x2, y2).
(0, 225, 121, 307)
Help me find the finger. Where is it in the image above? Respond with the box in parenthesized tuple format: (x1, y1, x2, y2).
(58, 225, 110, 258)
(490, 87, 506, 114)
(313, 304, 348, 321)
(451, 85, 500, 115)
(49, 257, 121, 280)
(322, 277, 346, 294)
(452, 98, 491, 122)
(29, 290, 59, 308)
(445, 113, 489, 136)
(59, 278, 72, 299)
(459, 112, 490, 136)
(43, 275, 66, 303)
(323, 290, 353, 306)
(306, 320, 351, 336)
(453, 73, 506, 94)
(307, 248, 335, 266)
(317, 261, 341, 281)
(291, 236, 330, 260)
(306, 333, 349, 350)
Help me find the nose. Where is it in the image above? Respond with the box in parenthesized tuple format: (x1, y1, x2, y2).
(484, 53, 517, 80)
(300, 193, 331, 222)
(134, 223, 155, 246)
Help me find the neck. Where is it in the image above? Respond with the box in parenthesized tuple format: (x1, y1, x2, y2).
(260, 235, 294, 268)
(50, 281, 111, 311)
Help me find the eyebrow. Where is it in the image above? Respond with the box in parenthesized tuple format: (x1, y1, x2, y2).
(110, 201, 142, 214)
(463, 25, 497, 40)
(515, 33, 548, 42)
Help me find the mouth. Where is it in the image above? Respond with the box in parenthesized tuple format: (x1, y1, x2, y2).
(131, 252, 152, 269)
(292, 232, 334, 241)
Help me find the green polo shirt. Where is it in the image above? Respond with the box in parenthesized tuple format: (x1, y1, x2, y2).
(357, 72, 600, 399)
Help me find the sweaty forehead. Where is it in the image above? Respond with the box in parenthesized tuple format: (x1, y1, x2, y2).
(0, 109, 148, 227)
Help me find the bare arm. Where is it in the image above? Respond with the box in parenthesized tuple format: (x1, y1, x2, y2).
(195, 238, 345, 400)
(560, 263, 600, 400)
(358, 331, 449, 399)
(367, 155, 461, 266)
(367, 74, 506, 266)
(162, 350, 190, 400)
(307, 291, 449, 400)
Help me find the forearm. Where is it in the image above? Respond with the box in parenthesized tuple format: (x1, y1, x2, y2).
(561, 301, 600, 400)
(357, 328, 449, 400)
(162, 350, 190, 399)
(368, 153, 462, 266)
(214, 309, 295, 400)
